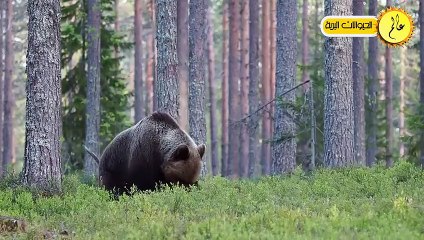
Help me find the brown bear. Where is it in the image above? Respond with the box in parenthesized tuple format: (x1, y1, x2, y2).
(87, 111, 205, 196)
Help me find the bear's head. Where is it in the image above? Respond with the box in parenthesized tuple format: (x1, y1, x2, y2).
(161, 143, 205, 186)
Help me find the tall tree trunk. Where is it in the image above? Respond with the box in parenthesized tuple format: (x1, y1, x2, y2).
(155, 0, 179, 119)
(84, 0, 101, 177)
(385, 0, 393, 168)
(114, 0, 119, 58)
(272, 0, 297, 174)
(248, 0, 260, 178)
(0, 1, 4, 176)
(134, 0, 144, 122)
(22, 0, 62, 194)
(323, 0, 355, 168)
(420, 0, 424, 168)
(146, 0, 155, 115)
(270, 0, 276, 135)
(221, 2, 229, 176)
(352, 0, 365, 166)
(189, 0, 208, 176)
(207, 4, 218, 176)
(239, 0, 249, 178)
(261, 0, 271, 175)
(301, 0, 309, 86)
(366, 0, 378, 166)
(228, 0, 241, 177)
(399, 47, 406, 157)
(3, 0, 14, 172)
(177, 0, 189, 130)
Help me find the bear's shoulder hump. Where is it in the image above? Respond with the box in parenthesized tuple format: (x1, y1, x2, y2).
(149, 111, 180, 129)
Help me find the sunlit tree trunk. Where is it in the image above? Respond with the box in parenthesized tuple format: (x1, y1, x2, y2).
(419, 0, 424, 167)
(0, 1, 4, 176)
(145, 0, 155, 115)
(155, 0, 179, 119)
(385, 0, 393, 168)
(323, 0, 355, 167)
(221, 2, 229, 176)
(177, 0, 189, 130)
(22, 0, 62, 194)
(239, 0, 249, 178)
(134, 0, 144, 122)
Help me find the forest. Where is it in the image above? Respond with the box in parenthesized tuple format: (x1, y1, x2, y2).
(0, 0, 423, 238)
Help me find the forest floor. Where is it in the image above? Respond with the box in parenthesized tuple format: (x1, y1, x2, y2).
(0, 162, 423, 239)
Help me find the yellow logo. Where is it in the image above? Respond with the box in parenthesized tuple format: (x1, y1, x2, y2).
(321, 16, 378, 37)
(377, 7, 414, 47)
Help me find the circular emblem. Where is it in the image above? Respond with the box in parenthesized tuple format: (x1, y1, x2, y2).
(377, 7, 414, 47)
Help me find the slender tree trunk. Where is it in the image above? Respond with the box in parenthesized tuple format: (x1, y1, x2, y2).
(272, 0, 297, 174)
(207, 4, 218, 176)
(323, 0, 355, 168)
(0, 1, 4, 176)
(22, 0, 62, 194)
(84, 0, 101, 177)
(189, 0, 208, 176)
(301, 0, 309, 87)
(261, 0, 271, 175)
(221, 2, 229, 176)
(114, 0, 119, 58)
(385, 0, 394, 168)
(239, 0, 249, 178)
(3, 0, 14, 172)
(352, 0, 365, 166)
(228, 0, 241, 177)
(248, 0, 260, 178)
(366, 0, 378, 167)
(155, 0, 179, 119)
(178, 0, 189, 130)
(420, 0, 424, 168)
(270, 0, 276, 137)
(146, 0, 155, 115)
(134, 0, 144, 122)
(399, 47, 406, 157)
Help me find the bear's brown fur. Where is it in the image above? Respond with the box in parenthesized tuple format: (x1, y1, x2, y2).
(98, 111, 205, 195)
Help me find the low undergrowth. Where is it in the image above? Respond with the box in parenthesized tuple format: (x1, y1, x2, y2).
(0, 161, 423, 239)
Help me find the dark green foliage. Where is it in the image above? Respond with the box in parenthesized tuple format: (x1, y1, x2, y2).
(0, 162, 423, 239)
(61, 0, 132, 172)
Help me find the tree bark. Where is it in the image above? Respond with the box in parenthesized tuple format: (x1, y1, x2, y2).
(228, 0, 241, 177)
(323, 0, 355, 168)
(221, 2, 229, 176)
(239, 0, 249, 178)
(22, 0, 62, 194)
(420, 0, 424, 168)
(84, 0, 101, 177)
(114, 0, 119, 58)
(178, 0, 189, 131)
(399, 47, 406, 157)
(385, 0, 393, 168)
(189, 0, 208, 176)
(301, 0, 309, 87)
(146, 0, 155, 115)
(134, 0, 144, 122)
(3, 0, 14, 172)
(248, 0, 260, 178)
(155, 0, 179, 119)
(0, 1, 4, 176)
(261, 0, 271, 175)
(207, 4, 218, 176)
(352, 0, 365, 166)
(272, 0, 297, 174)
(366, 0, 378, 167)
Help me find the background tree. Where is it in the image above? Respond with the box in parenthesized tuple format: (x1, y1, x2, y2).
(134, 0, 144, 122)
(189, 0, 208, 176)
(352, 0, 365, 166)
(3, 0, 14, 171)
(207, 2, 218, 176)
(385, 0, 394, 168)
(420, 0, 424, 167)
(239, 0, 249, 178)
(221, 1, 229, 176)
(367, 0, 378, 166)
(177, 0, 189, 130)
(155, 0, 179, 119)
(271, 0, 297, 174)
(146, 0, 155, 115)
(323, 0, 354, 167)
(0, 1, 4, 176)
(84, 0, 102, 177)
(228, 0, 240, 177)
(248, 0, 260, 178)
(22, 0, 62, 194)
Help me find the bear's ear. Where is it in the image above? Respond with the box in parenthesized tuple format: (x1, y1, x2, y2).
(172, 144, 190, 161)
(197, 144, 206, 158)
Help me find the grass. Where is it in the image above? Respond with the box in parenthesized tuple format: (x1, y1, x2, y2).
(0, 161, 423, 239)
